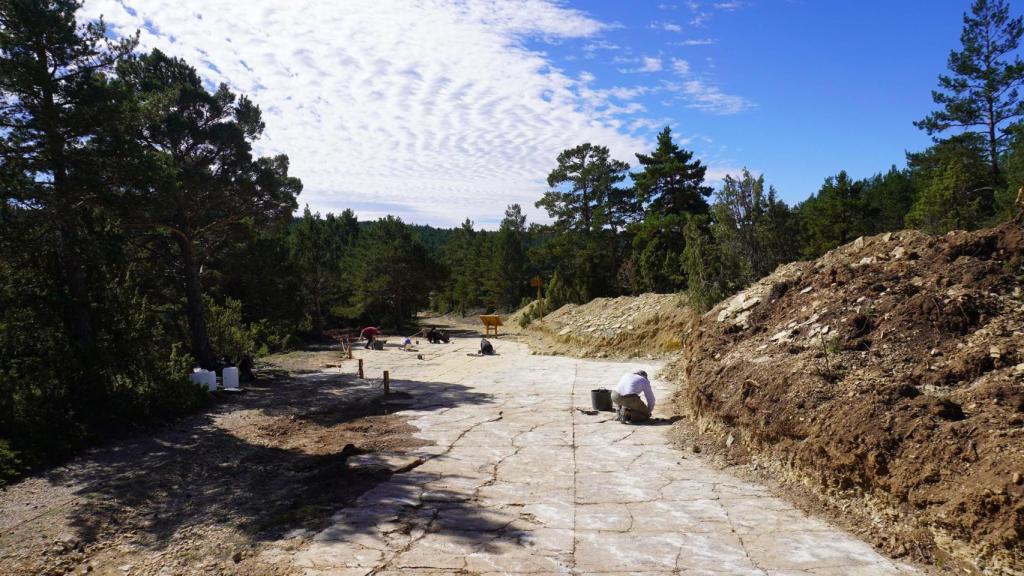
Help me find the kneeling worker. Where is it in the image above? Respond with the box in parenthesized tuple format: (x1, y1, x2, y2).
(480, 337, 495, 355)
(612, 370, 654, 423)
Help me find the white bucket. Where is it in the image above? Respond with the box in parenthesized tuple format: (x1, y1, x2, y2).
(222, 367, 239, 390)
(189, 370, 217, 391)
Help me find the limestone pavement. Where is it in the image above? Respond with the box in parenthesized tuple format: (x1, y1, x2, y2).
(288, 337, 919, 575)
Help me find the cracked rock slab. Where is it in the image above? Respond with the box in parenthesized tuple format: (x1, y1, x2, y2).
(289, 337, 920, 575)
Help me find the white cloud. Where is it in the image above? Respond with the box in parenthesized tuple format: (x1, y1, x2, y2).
(663, 55, 752, 115)
(80, 0, 650, 227)
(673, 38, 716, 46)
(650, 20, 683, 32)
(620, 56, 663, 74)
(640, 57, 664, 72)
(677, 79, 755, 114)
(685, 0, 746, 26)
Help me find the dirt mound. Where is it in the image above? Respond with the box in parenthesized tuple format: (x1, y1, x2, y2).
(671, 223, 1024, 574)
(518, 293, 694, 359)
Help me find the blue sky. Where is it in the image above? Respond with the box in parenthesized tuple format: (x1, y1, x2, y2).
(82, 0, 974, 227)
(526, 0, 966, 204)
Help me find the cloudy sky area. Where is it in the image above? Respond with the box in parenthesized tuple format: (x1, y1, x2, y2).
(82, 0, 967, 227)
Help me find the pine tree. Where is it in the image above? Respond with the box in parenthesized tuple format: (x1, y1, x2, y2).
(350, 217, 440, 328)
(906, 159, 984, 232)
(712, 169, 797, 280)
(535, 143, 629, 300)
(915, 0, 1024, 186)
(289, 207, 348, 332)
(0, 0, 135, 359)
(485, 204, 528, 311)
(630, 127, 712, 292)
(797, 171, 867, 259)
(906, 133, 990, 231)
(633, 127, 712, 216)
(682, 215, 746, 312)
(118, 50, 301, 367)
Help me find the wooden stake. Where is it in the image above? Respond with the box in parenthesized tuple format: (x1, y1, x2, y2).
(346, 338, 353, 359)
(383, 370, 390, 395)
(358, 358, 364, 379)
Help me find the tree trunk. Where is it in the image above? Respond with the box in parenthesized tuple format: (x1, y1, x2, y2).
(55, 222, 95, 355)
(177, 235, 217, 369)
(988, 98, 1000, 188)
(38, 45, 96, 358)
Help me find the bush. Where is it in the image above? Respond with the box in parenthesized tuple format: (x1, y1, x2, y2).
(517, 299, 548, 328)
(0, 439, 20, 487)
(205, 296, 257, 363)
(683, 215, 748, 312)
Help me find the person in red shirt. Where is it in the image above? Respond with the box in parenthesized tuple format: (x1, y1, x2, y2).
(360, 326, 381, 349)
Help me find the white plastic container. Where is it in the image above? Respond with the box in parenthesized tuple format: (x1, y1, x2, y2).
(222, 367, 239, 390)
(189, 370, 217, 391)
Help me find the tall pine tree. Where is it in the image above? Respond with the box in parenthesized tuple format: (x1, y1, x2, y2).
(915, 0, 1024, 187)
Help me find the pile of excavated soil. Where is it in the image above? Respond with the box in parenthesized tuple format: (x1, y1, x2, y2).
(515, 293, 694, 359)
(669, 223, 1024, 575)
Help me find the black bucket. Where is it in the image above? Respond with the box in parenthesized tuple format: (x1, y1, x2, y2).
(591, 388, 613, 412)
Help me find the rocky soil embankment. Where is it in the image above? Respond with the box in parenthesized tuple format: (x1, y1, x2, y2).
(514, 293, 693, 359)
(670, 223, 1024, 574)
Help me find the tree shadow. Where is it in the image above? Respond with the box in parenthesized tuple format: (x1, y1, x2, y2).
(44, 370, 518, 562)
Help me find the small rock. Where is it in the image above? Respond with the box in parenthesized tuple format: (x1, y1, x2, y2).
(725, 434, 734, 447)
(232, 551, 243, 563)
(691, 444, 702, 453)
(1014, 472, 1022, 485)
(990, 346, 1001, 359)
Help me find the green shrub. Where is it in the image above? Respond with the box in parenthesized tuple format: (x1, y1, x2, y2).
(206, 296, 257, 362)
(0, 439, 21, 487)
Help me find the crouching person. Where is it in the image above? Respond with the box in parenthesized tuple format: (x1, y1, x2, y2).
(611, 370, 654, 424)
(480, 338, 495, 355)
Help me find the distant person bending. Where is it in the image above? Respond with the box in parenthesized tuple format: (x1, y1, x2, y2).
(612, 370, 654, 423)
(360, 326, 380, 349)
(480, 338, 495, 355)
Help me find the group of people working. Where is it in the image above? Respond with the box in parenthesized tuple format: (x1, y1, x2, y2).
(359, 326, 453, 349)
(359, 326, 655, 424)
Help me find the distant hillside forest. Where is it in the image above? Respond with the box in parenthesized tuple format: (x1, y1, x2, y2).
(1, 0, 1022, 481)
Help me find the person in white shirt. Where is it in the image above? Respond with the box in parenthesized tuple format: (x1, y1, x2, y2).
(612, 370, 654, 423)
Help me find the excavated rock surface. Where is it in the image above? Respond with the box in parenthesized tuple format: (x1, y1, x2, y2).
(671, 223, 1024, 575)
(518, 293, 694, 359)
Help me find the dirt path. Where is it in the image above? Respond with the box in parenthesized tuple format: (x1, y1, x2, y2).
(285, 336, 921, 575)
(0, 351, 429, 576)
